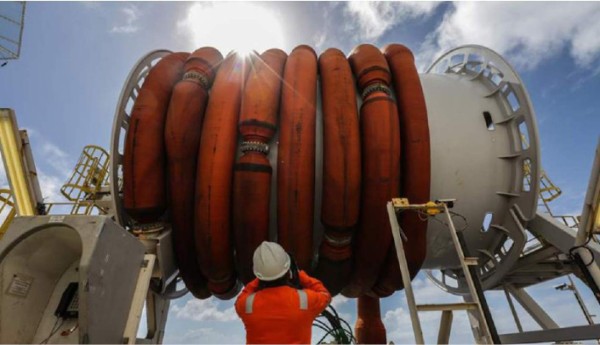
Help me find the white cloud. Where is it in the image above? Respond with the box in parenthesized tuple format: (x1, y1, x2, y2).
(331, 295, 349, 309)
(37, 172, 65, 203)
(111, 5, 140, 34)
(171, 298, 238, 322)
(177, 3, 285, 55)
(40, 142, 71, 178)
(314, 32, 328, 51)
(419, 2, 600, 71)
(344, 2, 440, 41)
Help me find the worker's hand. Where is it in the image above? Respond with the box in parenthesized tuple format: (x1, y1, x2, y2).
(298, 270, 311, 286)
(298, 270, 324, 290)
(245, 278, 260, 293)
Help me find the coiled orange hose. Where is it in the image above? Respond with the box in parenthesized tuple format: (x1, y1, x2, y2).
(123, 52, 188, 223)
(343, 44, 401, 298)
(233, 49, 287, 284)
(314, 48, 361, 295)
(165, 47, 223, 299)
(277, 45, 318, 271)
(373, 44, 431, 296)
(194, 52, 250, 298)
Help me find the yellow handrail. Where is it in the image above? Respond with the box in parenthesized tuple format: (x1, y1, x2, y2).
(60, 145, 110, 202)
(0, 189, 16, 238)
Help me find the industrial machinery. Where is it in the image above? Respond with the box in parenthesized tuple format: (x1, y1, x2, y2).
(0, 2, 25, 61)
(0, 43, 599, 344)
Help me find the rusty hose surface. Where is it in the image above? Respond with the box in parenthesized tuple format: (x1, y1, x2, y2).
(123, 52, 188, 223)
(372, 44, 432, 297)
(165, 47, 223, 299)
(277, 45, 318, 271)
(342, 44, 401, 298)
(194, 52, 249, 299)
(314, 48, 361, 295)
(233, 49, 288, 284)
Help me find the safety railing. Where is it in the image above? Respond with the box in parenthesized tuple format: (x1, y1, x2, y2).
(0, 188, 16, 238)
(60, 145, 110, 202)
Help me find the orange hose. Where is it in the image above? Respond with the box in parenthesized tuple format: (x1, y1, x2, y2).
(372, 44, 431, 296)
(355, 295, 387, 344)
(342, 44, 401, 298)
(123, 43, 430, 306)
(123, 52, 188, 223)
(233, 49, 287, 284)
(193, 52, 250, 298)
(277, 45, 318, 271)
(314, 48, 361, 295)
(165, 47, 222, 299)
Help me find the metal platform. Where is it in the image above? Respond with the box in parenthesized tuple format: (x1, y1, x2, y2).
(0, 2, 25, 60)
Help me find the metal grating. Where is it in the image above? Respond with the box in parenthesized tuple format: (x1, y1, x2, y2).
(0, 2, 25, 60)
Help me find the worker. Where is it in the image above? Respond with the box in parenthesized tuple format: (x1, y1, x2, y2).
(235, 241, 331, 344)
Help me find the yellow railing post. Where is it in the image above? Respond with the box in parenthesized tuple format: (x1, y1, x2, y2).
(0, 108, 37, 216)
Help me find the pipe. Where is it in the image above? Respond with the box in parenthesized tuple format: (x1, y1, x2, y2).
(233, 49, 287, 284)
(355, 295, 387, 344)
(195, 52, 250, 298)
(343, 44, 401, 298)
(164, 47, 223, 299)
(123, 52, 188, 223)
(314, 48, 361, 295)
(373, 44, 431, 296)
(277, 45, 318, 271)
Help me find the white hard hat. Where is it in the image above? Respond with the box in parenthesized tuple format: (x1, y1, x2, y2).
(253, 241, 291, 281)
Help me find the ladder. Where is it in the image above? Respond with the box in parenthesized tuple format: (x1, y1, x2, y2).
(387, 198, 499, 344)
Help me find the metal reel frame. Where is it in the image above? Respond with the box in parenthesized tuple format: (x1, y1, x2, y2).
(109, 50, 171, 228)
(424, 45, 541, 294)
(109, 50, 191, 300)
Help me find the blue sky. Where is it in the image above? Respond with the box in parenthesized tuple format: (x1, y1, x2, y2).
(1, 2, 600, 343)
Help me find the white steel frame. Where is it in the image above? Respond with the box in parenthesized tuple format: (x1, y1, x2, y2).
(110, 50, 171, 227)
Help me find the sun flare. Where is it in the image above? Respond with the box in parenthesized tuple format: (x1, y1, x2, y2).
(180, 3, 286, 56)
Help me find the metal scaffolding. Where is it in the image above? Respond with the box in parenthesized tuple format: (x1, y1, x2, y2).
(0, 2, 25, 60)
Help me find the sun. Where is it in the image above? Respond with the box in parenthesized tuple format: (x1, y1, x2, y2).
(181, 3, 286, 56)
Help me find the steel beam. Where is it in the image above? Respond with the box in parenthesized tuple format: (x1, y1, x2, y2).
(0, 109, 38, 216)
(529, 212, 600, 258)
(503, 285, 523, 333)
(437, 311, 453, 344)
(500, 324, 600, 343)
(416, 303, 478, 312)
(510, 246, 560, 271)
(505, 284, 559, 330)
(123, 255, 156, 344)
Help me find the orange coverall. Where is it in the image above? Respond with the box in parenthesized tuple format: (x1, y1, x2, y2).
(235, 270, 332, 344)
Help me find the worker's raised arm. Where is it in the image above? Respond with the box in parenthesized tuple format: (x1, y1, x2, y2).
(234, 278, 260, 316)
(298, 270, 331, 316)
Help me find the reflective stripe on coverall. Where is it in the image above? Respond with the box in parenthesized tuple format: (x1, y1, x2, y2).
(235, 270, 332, 344)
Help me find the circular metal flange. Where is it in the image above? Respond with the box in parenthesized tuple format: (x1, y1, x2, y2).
(109, 49, 172, 228)
(150, 275, 190, 300)
(423, 45, 541, 295)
